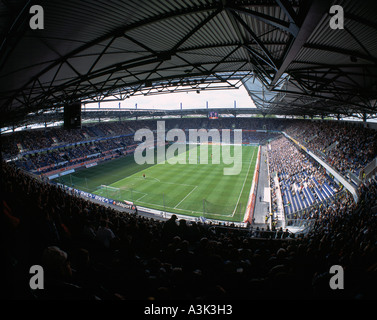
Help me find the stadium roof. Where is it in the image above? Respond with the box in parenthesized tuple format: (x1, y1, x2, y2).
(1, 0, 377, 127)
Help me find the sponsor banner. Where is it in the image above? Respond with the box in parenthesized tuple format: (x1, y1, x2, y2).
(43, 158, 98, 177)
(61, 186, 137, 213)
(112, 200, 136, 211)
(61, 169, 75, 176)
(136, 205, 246, 227)
(48, 169, 75, 179)
(86, 153, 100, 158)
(242, 129, 282, 134)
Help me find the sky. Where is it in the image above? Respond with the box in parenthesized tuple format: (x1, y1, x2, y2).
(84, 82, 256, 110)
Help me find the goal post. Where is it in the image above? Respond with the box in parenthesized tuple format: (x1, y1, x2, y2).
(203, 199, 242, 218)
(97, 185, 121, 199)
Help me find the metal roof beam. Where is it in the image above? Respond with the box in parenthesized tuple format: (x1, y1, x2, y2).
(2, 3, 222, 110)
(275, 0, 299, 25)
(271, 88, 374, 112)
(303, 43, 377, 64)
(269, 0, 330, 88)
(171, 7, 222, 51)
(230, 10, 277, 70)
(227, 6, 298, 36)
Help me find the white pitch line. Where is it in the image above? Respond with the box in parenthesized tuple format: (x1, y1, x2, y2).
(136, 200, 228, 216)
(161, 181, 197, 187)
(174, 185, 198, 209)
(135, 193, 148, 201)
(127, 175, 199, 188)
(231, 148, 257, 217)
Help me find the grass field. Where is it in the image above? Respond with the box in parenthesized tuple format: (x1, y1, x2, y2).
(54, 144, 258, 222)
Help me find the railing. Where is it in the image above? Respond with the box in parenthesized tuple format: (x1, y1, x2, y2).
(360, 156, 377, 181)
(285, 218, 315, 230)
(286, 189, 346, 218)
(347, 170, 361, 187)
(211, 224, 297, 240)
(324, 140, 339, 153)
(284, 189, 347, 232)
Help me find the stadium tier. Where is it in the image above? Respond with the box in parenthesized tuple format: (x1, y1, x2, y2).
(2, 0, 377, 304)
(1, 117, 377, 301)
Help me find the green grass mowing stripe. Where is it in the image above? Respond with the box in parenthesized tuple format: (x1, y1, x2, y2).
(223, 146, 256, 220)
(205, 147, 256, 221)
(116, 145, 257, 221)
(56, 145, 258, 222)
(161, 145, 228, 212)
(174, 185, 198, 208)
(116, 153, 201, 209)
(97, 146, 253, 221)
(54, 145, 176, 190)
(54, 155, 152, 192)
(232, 146, 257, 217)
(98, 147, 200, 212)
(198, 147, 254, 206)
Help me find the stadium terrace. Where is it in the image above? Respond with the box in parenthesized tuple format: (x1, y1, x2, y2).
(1, 0, 377, 304)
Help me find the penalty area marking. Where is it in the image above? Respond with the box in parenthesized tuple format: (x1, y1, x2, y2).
(134, 193, 147, 201)
(174, 185, 198, 209)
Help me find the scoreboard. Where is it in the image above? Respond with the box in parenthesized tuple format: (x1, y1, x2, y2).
(208, 111, 218, 119)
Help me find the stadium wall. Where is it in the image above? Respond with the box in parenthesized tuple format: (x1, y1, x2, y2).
(243, 145, 261, 224)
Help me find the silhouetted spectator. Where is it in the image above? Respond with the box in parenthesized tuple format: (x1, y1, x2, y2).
(162, 214, 179, 243)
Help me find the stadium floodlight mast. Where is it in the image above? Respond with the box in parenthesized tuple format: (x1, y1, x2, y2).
(134, 121, 243, 175)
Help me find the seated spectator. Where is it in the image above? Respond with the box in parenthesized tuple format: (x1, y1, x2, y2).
(37, 246, 98, 300)
(95, 220, 116, 250)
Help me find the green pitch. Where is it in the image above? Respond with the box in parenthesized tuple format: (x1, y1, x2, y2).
(54, 145, 258, 222)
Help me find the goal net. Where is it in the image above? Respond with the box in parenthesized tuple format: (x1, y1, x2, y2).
(96, 185, 121, 199)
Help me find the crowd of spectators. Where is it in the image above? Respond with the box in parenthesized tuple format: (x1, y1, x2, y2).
(1, 159, 376, 300)
(14, 135, 136, 174)
(3, 118, 282, 175)
(285, 120, 377, 176)
(3, 118, 377, 179)
(1, 120, 149, 159)
(268, 136, 340, 217)
(1, 118, 289, 158)
(2, 117, 377, 301)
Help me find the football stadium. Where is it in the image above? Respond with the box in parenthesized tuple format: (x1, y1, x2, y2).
(1, 0, 377, 304)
